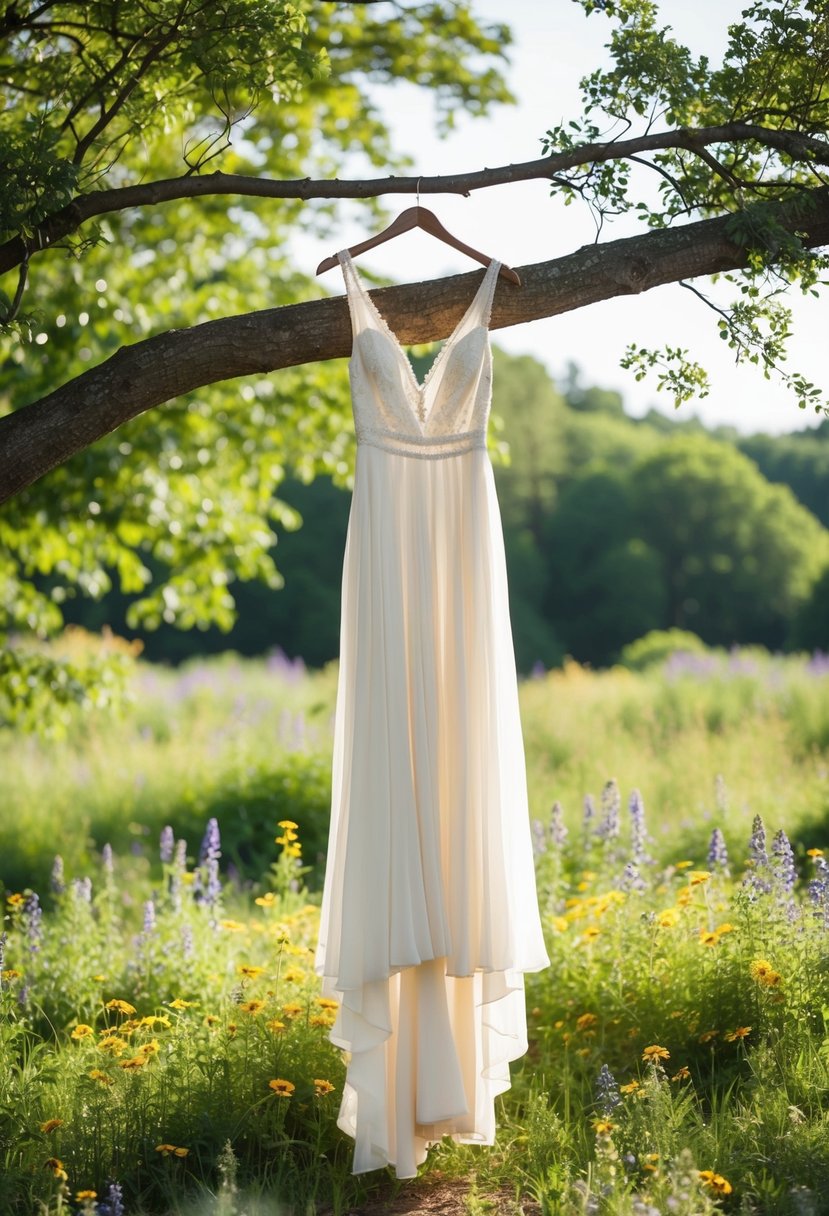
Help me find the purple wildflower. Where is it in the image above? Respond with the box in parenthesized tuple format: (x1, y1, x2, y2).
(159, 826, 175, 864)
(181, 923, 194, 957)
(597, 780, 621, 841)
(531, 819, 547, 856)
(583, 794, 596, 833)
(174, 838, 187, 869)
(808, 856, 829, 926)
(17, 982, 30, 1009)
(595, 1063, 622, 1114)
(142, 900, 156, 936)
(194, 819, 222, 911)
(549, 800, 568, 848)
(72, 876, 92, 903)
(628, 789, 653, 866)
(199, 818, 221, 865)
(98, 1180, 124, 1216)
(771, 829, 796, 894)
(743, 814, 772, 897)
(617, 861, 646, 893)
(23, 893, 42, 955)
(707, 828, 730, 876)
(50, 856, 65, 896)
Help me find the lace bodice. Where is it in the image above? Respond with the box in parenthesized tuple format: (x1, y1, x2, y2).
(338, 250, 500, 460)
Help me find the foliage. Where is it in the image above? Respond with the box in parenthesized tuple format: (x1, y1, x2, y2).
(619, 628, 709, 671)
(5, 660, 829, 1211)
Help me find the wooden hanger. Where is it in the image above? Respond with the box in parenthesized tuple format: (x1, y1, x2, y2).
(315, 204, 521, 286)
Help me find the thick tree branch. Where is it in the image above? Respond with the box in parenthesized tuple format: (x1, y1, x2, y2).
(2, 122, 828, 276)
(2, 188, 829, 505)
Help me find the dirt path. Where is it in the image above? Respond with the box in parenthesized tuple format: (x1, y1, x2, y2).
(331, 1173, 542, 1216)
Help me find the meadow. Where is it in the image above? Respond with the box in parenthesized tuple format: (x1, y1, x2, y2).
(2, 645, 829, 1216)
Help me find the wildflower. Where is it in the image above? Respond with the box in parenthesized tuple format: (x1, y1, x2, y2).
(552, 915, 569, 932)
(44, 1157, 67, 1179)
(283, 1002, 304, 1017)
(277, 819, 298, 831)
(620, 1080, 640, 1093)
(159, 826, 175, 864)
(119, 1056, 147, 1070)
(140, 1014, 172, 1028)
(699, 1170, 733, 1196)
(531, 820, 546, 856)
(89, 1069, 114, 1086)
(266, 1018, 286, 1032)
(180, 924, 194, 956)
(101, 844, 114, 875)
(101, 1180, 124, 1216)
(141, 900, 156, 936)
(771, 828, 797, 899)
(807, 848, 824, 858)
(617, 860, 646, 893)
(220, 919, 247, 931)
(105, 999, 137, 1015)
(240, 999, 266, 1015)
(193, 818, 222, 909)
(749, 958, 782, 986)
(71, 1024, 94, 1040)
(155, 1143, 188, 1156)
(97, 1036, 129, 1055)
(724, 1026, 751, 1041)
(743, 814, 772, 897)
(674, 860, 694, 870)
(698, 1029, 719, 1043)
(204, 1014, 220, 1026)
(50, 856, 66, 896)
(310, 1014, 334, 1027)
(40, 1119, 64, 1133)
(657, 908, 680, 927)
(255, 893, 277, 906)
(6, 893, 25, 907)
(75, 1191, 97, 1202)
(642, 1044, 670, 1062)
(268, 1078, 295, 1096)
(688, 871, 710, 886)
(583, 793, 596, 832)
(576, 1012, 598, 1030)
(671, 1066, 690, 1081)
(714, 922, 735, 935)
(314, 1078, 335, 1096)
(592, 1119, 614, 1134)
(581, 926, 601, 940)
(549, 800, 568, 847)
(707, 828, 730, 875)
(595, 1063, 622, 1114)
(138, 1039, 160, 1056)
(699, 930, 720, 947)
(237, 965, 265, 978)
(629, 789, 654, 866)
(72, 876, 93, 903)
(92, 974, 107, 982)
(23, 892, 43, 955)
(168, 998, 197, 1009)
(226, 1022, 238, 1037)
(2, 968, 21, 980)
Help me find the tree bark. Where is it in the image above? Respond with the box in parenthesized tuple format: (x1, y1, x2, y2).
(2, 189, 829, 504)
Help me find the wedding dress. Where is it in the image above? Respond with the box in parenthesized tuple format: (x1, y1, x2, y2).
(314, 250, 549, 1179)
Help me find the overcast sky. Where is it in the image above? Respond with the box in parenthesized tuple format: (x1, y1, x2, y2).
(303, 0, 826, 436)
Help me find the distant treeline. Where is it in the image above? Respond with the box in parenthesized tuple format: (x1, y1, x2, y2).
(65, 352, 829, 671)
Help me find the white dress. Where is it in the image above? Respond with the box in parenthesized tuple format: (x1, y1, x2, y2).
(314, 250, 549, 1179)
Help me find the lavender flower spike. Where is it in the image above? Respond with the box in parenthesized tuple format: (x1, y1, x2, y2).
(50, 855, 66, 895)
(595, 1063, 622, 1114)
(707, 827, 730, 876)
(628, 789, 653, 866)
(771, 829, 796, 895)
(742, 813, 772, 896)
(597, 779, 621, 841)
(549, 800, 568, 848)
(159, 825, 175, 864)
(199, 817, 221, 865)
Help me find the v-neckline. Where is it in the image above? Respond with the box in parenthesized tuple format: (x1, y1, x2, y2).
(340, 251, 499, 410)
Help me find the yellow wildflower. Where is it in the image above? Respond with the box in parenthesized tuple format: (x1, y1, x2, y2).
(226, 1022, 238, 1037)
(750, 959, 782, 986)
(71, 1024, 94, 1040)
(268, 1078, 295, 1096)
(204, 1014, 220, 1026)
(807, 848, 824, 858)
(620, 1081, 640, 1093)
(88, 1070, 114, 1086)
(240, 999, 266, 1015)
(219, 919, 247, 932)
(316, 996, 339, 1010)
(44, 1157, 67, 1179)
(576, 1012, 598, 1030)
(642, 1044, 670, 1062)
(310, 1014, 334, 1027)
(676, 888, 692, 905)
(1, 968, 21, 980)
(168, 998, 197, 1009)
(97, 1036, 129, 1055)
(237, 965, 265, 978)
(266, 1019, 286, 1033)
(119, 1055, 147, 1070)
(671, 1066, 691, 1081)
(699, 1170, 733, 1195)
(314, 1078, 335, 1096)
(592, 1119, 614, 1134)
(40, 1119, 64, 1133)
(551, 916, 569, 932)
(6, 893, 25, 906)
(140, 1014, 172, 1028)
(104, 999, 136, 1015)
(581, 926, 601, 940)
(277, 819, 298, 831)
(724, 1026, 751, 1041)
(282, 970, 303, 983)
(155, 1143, 186, 1156)
(699, 930, 720, 947)
(92, 974, 107, 982)
(138, 1039, 160, 1056)
(674, 861, 694, 870)
(75, 1191, 97, 1202)
(255, 893, 277, 906)
(657, 908, 680, 927)
(688, 871, 711, 886)
(714, 922, 735, 935)
(283, 1002, 304, 1018)
(698, 1029, 719, 1043)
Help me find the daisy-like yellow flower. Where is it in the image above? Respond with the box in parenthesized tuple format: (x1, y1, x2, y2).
(155, 1143, 189, 1156)
(226, 1022, 238, 1037)
(674, 860, 694, 870)
(750, 958, 782, 987)
(316, 996, 339, 1010)
(592, 1119, 614, 1135)
(283, 1002, 304, 1018)
(75, 1191, 97, 1202)
(807, 848, 824, 858)
(282, 970, 303, 983)
(6, 892, 25, 906)
(581, 925, 601, 940)
(657, 908, 680, 927)
(699, 930, 720, 947)
(310, 1014, 334, 1028)
(237, 965, 265, 979)
(671, 1066, 691, 1081)
(138, 1039, 160, 1056)
(699, 1170, 733, 1195)
(576, 1012, 598, 1030)
(620, 1080, 640, 1093)
(642, 1044, 670, 1062)
(219, 919, 247, 932)
(1, 968, 21, 980)
(255, 893, 277, 907)
(40, 1119, 64, 1133)
(314, 1078, 335, 1096)
(714, 922, 735, 935)
(168, 998, 197, 1010)
(119, 1055, 147, 1070)
(204, 1013, 220, 1026)
(92, 974, 107, 982)
(699, 1029, 719, 1043)
(266, 1018, 286, 1033)
(688, 871, 711, 886)
(43, 1157, 68, 1179)
(97, 1036, 129, 1055)
(724, 1026, 751, 1041)
(104, 999, 136, 1015)
(140, 1014, 172, 1028)
(277, 819, 298, 831)
(88, 1069, 114, 1086)
(675, 887, 693, 906)
(240, 999, 266, 1015)
(268, 1078, 295, 1096)
(71, 1024, 94, 1040)
(551, 915, 569, 933)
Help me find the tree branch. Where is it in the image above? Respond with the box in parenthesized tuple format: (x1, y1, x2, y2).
(2, 122, 828, 276)
(3, 187, 829, 505)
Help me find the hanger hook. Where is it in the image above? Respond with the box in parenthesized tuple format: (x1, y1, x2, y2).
(416, 176, 422, 207)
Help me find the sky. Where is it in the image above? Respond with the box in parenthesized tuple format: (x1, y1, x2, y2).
(302, 0, 826, 437)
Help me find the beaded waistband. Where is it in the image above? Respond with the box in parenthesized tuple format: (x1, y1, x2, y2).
(356, 425, 487, 461)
